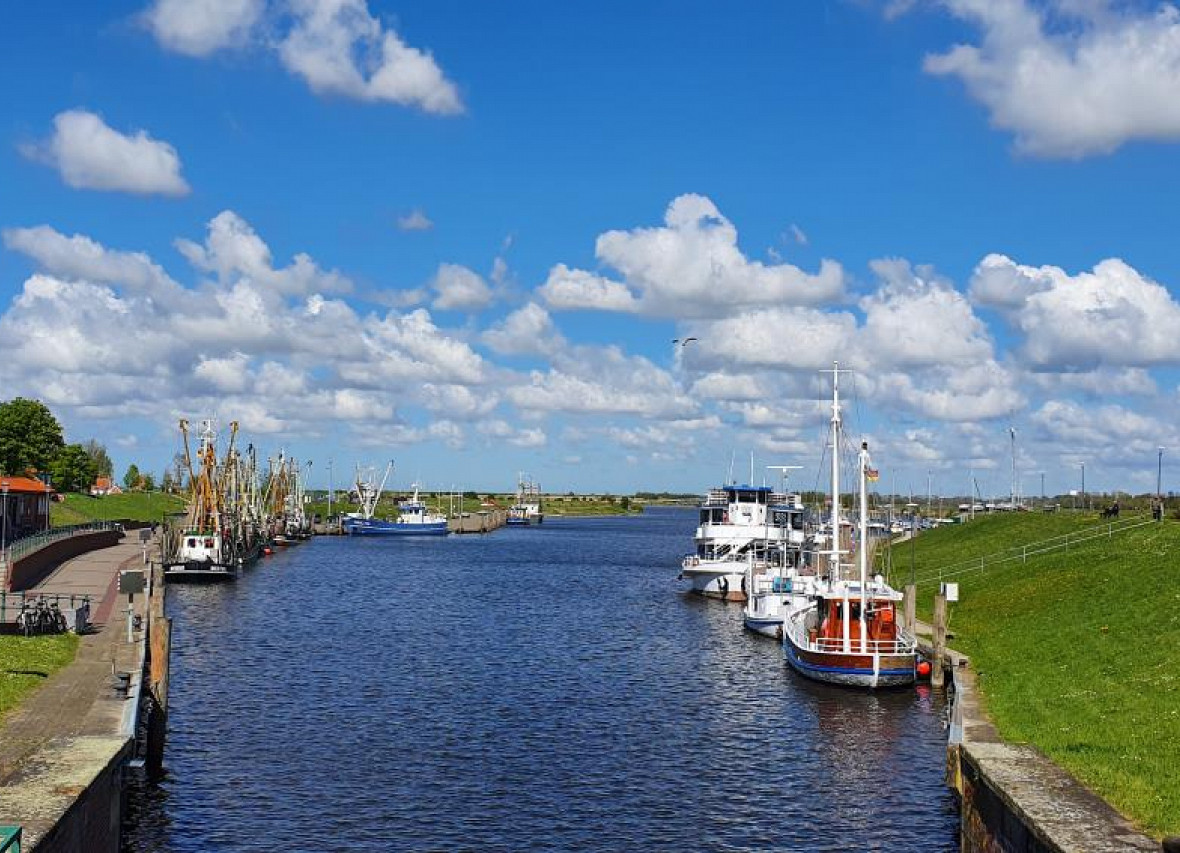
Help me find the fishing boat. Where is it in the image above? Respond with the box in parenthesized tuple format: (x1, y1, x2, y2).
(680, 476, 798, 602)
(781, 364, 918, 687)
(506, 473, 544, 525)
(343, 463, 449, 536)
(165, 419, 256, 581)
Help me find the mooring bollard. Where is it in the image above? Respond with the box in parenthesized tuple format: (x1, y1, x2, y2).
(932, 592, 947, 688)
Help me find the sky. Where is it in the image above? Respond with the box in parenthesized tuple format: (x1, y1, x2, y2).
(3, 0, 1180, 498)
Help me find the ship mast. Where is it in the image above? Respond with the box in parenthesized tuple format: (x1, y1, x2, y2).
(858, 441, 871, 654)
(828, 362, 842, 582)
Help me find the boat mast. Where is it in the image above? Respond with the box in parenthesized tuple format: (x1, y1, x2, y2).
(858, 441, 870, 654)
(828, 362, 842, 582)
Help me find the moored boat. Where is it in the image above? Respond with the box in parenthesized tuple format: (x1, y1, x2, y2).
(506, 473, 544, 525)
(343, 463, 448, 536)
(781, 364, 917, 687)
(680, 481, 798, 602)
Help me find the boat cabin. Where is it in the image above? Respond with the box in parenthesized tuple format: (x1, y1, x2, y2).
(808, 586, 903, 652)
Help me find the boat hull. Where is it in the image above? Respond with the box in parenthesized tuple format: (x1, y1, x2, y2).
(164, 560, 239, 582)
(742, 614, 783, 638)
(343, 518, 448, 536)
(783, 635, 915, 688)
(681, 564, 747, 601)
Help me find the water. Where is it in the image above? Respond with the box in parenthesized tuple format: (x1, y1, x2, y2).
(124, 508, 958, 851)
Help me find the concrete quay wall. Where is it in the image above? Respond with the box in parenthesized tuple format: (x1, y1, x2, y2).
(940, 651, 1159, 853)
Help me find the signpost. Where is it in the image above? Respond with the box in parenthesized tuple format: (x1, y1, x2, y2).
(119, 569, 145, 643)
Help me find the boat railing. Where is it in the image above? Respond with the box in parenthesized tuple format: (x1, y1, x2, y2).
(808, 636, 916, 654)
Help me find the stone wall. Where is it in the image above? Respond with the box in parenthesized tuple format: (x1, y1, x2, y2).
(6, 530, 124, 592)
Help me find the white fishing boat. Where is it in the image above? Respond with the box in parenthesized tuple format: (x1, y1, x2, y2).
(166, 419, 254, 581)
(680, 478, 799, 602)
(506, 473, 544, 526)
(781, 364, 918, 688)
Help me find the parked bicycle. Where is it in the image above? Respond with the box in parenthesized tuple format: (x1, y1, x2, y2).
(13, 597, 69, 636)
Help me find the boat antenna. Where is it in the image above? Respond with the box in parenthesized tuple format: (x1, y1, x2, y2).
(727, 451, 735, 486)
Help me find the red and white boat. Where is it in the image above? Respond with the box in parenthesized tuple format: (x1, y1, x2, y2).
(781, 364, 917, 688)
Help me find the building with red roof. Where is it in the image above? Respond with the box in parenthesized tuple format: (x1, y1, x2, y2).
(1, 475, 53, 543)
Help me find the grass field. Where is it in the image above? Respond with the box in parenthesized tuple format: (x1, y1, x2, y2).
(49, 491, 186, 526)
(0, 634, 79, 718)
(307, 493, 643, 520)
(898, 511, 1180, 838)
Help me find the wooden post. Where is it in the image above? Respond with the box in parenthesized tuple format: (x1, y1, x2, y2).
(904, 583, 916, 632)
(932, 592, 947, 688)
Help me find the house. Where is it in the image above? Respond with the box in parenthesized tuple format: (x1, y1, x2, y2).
(1, 476, 53, 543)
(90, 477, 123, 497)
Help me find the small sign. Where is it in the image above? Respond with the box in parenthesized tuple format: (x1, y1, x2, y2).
(139, 528, 152, 542)
(119, 570, 146, 595)
(941, 582, 959, 602)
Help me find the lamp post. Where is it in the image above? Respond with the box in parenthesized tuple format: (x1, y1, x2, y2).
(1158, 447, 1164, 503)
(1081, 462, 1086, 512)
(905, 501, 919, 587)
(2, 480, 9, 589)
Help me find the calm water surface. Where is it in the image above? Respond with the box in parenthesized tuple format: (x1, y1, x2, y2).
(124, 508, 958, 851)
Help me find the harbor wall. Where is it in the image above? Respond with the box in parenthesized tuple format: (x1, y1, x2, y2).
(448, 510, 508, 534)
(25, 737, 133, 853)
(5, 529, 124, 592)
(941, 652, 1158, 853)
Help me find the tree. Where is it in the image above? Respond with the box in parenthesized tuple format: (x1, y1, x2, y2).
(161, 470, 176, 494)
(141, 472, 156, 491)
(123, 463, 141, 491)
(83, 439, 113, 478)
(49, 444, 98, 493)
(0, 397, 65, 476)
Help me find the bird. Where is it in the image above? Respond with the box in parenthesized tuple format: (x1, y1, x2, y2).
(672, 337, 699, 347)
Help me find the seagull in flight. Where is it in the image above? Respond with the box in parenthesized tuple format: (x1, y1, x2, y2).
(672, 337, 699, 347)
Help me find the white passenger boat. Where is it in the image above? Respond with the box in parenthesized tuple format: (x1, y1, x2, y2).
(680, 482, 799, 602)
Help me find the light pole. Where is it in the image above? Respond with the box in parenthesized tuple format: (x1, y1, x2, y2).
(1081, 463, 1086, 512)
(1158, 447, 1164, 503)
(2, 480, 9, 589)
(905, 501, 919, 587)
(327, 457, 334, 519)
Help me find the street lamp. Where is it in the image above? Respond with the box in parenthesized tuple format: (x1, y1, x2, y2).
(1081, 463, 1086, 512)
(1158, 447, 1164, 503)
(2, 480, 9, 588)
(905, 501, 919, 587)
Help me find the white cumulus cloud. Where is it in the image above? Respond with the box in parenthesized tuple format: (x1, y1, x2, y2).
(539, 194, 844, 319)
(924, 0, 1180, 157)
(21, 110, 189, 196)
(142, 0, 264, 56)
(279, 0, 463, 114)
(430, 263, 493, 311)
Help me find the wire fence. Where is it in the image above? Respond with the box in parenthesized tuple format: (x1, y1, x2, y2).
(0, 589, 93, 628)
(912, 516, 1159, 587)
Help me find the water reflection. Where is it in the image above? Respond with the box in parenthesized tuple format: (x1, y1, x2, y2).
(124, 509, 957, 852)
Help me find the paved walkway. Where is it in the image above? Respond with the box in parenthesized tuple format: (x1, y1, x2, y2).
(0, 539, 147, 785)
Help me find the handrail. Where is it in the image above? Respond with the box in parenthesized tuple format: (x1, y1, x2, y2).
(913, 516, 1157, 586)
(1, 522, 122, 572)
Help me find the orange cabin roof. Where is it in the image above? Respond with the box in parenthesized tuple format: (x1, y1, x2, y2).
(0, 476, 53, 494)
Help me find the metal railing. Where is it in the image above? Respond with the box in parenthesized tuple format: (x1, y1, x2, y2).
(0, 826, 21, 853)
(0, 590, 92, 627)
(0, 521, 122, 573)
(912, 515, 1159, 587)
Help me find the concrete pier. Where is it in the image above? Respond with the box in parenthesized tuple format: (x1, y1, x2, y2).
(914, 622, 1159, 852)
(0, 539, 158, 852)
(448, 509, 508, 534)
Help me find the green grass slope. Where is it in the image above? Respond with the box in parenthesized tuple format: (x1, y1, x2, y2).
(50, 492, 185, 526)
(899, 512, 1179, 838)
(0, 634, 79, 718)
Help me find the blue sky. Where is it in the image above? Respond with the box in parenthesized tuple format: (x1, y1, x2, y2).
(3, 0, 1180, 498)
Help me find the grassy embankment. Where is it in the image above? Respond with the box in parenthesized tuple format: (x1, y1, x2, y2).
(307, 493, 644, 519)
(49, 491, 186, 526)
(896, 511, 1179, 838)
(0, 634, 79, 718)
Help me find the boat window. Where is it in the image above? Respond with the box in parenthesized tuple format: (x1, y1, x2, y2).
(187, 538, 196, 547)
